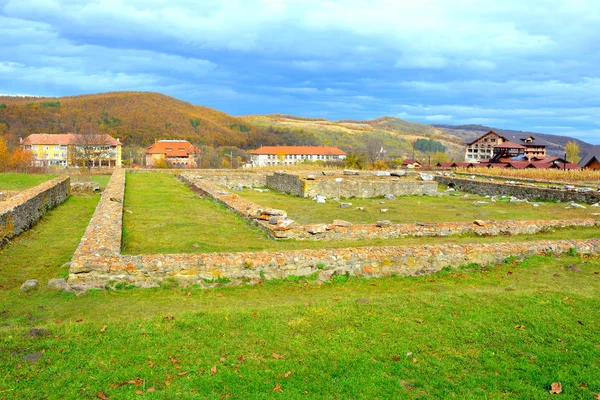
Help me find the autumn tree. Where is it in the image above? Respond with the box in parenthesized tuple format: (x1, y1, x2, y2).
(431, 151, 451, 165)
(565, 141, 581, 164)
(363, 135, 384, 165)
(0, 136, 9, 171)
(9, 148, 33, 171)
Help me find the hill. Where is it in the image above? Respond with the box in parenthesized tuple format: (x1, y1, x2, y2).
(241, 114, 466, 160)
(0, 92, 278, 149)
(433, 124, 594, 157)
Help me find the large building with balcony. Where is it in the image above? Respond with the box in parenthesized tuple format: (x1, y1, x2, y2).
(21, 133, 122, 167)
(465, 131, 547, 162)
(248, 146, 346, 167)
(144, 140, 201, 168)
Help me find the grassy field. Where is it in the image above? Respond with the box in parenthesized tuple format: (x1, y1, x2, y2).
(0, 173, 56, 190)
(455, 167, 600, 186)
(122, 173, 600, 255)
(1, 173, 600, 398)
(237, 188, 597, 225)
(1, 199, 600, 398)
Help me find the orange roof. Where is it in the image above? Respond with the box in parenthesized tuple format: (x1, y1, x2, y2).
(248, 146, 346, 156)
(494, 141, 526, 149)
(22, 133, 120, 146)
(146, 140, 201, 157)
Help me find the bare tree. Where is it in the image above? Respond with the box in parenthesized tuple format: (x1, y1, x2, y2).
(72, 128, 114, 169)
(364, 135, 384, 166)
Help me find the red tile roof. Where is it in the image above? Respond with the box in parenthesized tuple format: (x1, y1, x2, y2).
(402, 159, 421, 165)
(494, 141, 526, 149)
(22, 133, 120, 146)
(145, 140, 201, 157)
(249, 146, 346, 155)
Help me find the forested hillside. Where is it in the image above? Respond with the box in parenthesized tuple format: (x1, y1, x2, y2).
(0, 92, 280, 149)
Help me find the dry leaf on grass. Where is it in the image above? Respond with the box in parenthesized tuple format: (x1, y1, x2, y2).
(211, 366, 218, 375)
(272, 384, 283, 393)
(284, 371, 292, 378)
(272, 353, 283, 359)
(97, 392, 109, 400)
(99, 325, 107, 333)
(549, 382, 562, 394)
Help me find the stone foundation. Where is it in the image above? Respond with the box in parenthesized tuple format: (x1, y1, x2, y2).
(68, 171, 600, 289)
(267, 172, 438, 198)
(0, 176, 70, 244)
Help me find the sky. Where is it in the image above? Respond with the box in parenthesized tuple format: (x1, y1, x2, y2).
(1, 0, 599, 144)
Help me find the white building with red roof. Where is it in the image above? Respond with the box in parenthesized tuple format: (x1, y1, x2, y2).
(248, 146, 346, 167)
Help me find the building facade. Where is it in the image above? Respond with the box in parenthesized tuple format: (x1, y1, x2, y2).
(21, 133, 121, 167)
(465, 131, 547, 162)
(248, 146, 346, 167)
(145, 140, 201, 168)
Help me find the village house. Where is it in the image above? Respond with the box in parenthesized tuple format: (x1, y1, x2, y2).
(401, 159, 422, 169)
(579, 147, 600, 170)
(144, 140, 201, 168)
(248, 146, 346, 167)
(465, 131, 547, 162)
(21, 133, 122, 167)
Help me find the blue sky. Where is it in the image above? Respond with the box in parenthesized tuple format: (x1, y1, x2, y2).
(1, 0, 599, 144)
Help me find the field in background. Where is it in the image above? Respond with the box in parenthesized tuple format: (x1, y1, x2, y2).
(456, 167, 600, 185)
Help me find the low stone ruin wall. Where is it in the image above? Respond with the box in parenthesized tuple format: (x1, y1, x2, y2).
(0, 190, 19, 201)
(267, 172, 438, 198)
(435, 176, 600, 204)
(68, 170, 600, 290)
(0, 176, 70, 244)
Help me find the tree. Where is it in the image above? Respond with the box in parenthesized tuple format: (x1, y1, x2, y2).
(73, 128, 114, 169)
(565, 141, 581, 164)
(364, 135, 384, 165)
(431, 151, 451, 165)
(0, 136, 9, 171)
(9, 148, 33, 171)
(344, 152, 366, 169)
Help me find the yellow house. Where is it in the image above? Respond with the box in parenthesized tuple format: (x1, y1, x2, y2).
(21, 133, 122, 168)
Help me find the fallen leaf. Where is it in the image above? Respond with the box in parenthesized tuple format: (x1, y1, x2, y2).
(163, 316, 174, 321)
(412, 358, 418, 363)
(100, 325, 107, 333)
(272, 384, 283, 393)
(272, 353, 283, 359)
(76, 318, 83, 322)
(186, 292, 192, 296)
(165, 380, 171, 386)
(148, 361, 154, 367)
(579, 382, 588, 389)
(416, 319, 424, 324)
(453, 313, 459, 317)
(55, 320, 62, 324)
(393, 355, 401, 361)
(97, 392, 109, 400)
(252, 312, 258, 317)
(211, 366, 217, 375)
(333, 297, 339, 301)
(147, 387, 155, 393)
(219, 357, 226, 362)
(136, 390, 144, 395)
(514, 325, 525, 330)
(549, 382, 562, 394)
(238, 355, 246, 361)
(216, 293, 223, 297)
(284, 371, 292, 378)
(578, 320, 584, 325)
(563, 297, 570, 301)
(177, 371, 189, 376)
(169, 357, 179, 365)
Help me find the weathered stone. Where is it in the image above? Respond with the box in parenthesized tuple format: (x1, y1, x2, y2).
(314, 195, 327, 203)
(20, 279, 39, 293)
(390, 170, 407, 177)
(356, 207, 366, 212)
(305, 224, 327, 234)
(305, 175, 316, 180)
(419, 173, 434, 181)
(376, 220, 391, 227)
(338, 202, 352, 208)
(343, 169, 360, 175)
(47, 278, 70, 291)
(380, 209, 389, 213)
(384, 194, 396, 199)
(373, 171, 391, 176)
(23, 352, 43, 363)
(24, 328, 51, 338)
(332, 219, 353, 227)
(473, 201, 488, 206)
(269, 216, 286, 225)
(263, 208, 287, 217)
(565, 264, 583, 272)
(569, 202, 586, 209)
(70, 181, 100, 194)
(109, 197, 123, 203)
(473, 220, 486, 227)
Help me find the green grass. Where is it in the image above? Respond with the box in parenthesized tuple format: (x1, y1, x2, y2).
(123, 173, 600, 254)
(237, 188, 597, 225)
(0, 195, 100, 289)
(0, 173, 56, 190)
(1, 176, 600, 398)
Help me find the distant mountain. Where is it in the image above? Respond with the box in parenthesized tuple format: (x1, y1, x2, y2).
(433, 124, 594, 157)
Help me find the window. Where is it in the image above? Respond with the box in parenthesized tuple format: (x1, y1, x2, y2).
(44, 146, 49, 150)
(31, 145, 38, 150)
(166, 148, 172, 151)
(54, 145, 60, 150)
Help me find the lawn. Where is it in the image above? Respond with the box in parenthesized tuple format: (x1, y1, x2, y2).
(236, 188, 597, 225)
(0, 173, 56, 190)
(122, 173, 600, 255)
(1, 203, 600, 398)
(1, 173, 600, 398)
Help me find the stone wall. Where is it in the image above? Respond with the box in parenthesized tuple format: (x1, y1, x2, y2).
(68, 170, 600, 290)
(0, 176, 70, 244)
(435, 176, 600, 204)
(266, 172, 438, 198)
